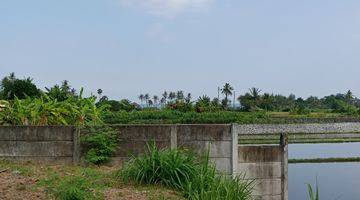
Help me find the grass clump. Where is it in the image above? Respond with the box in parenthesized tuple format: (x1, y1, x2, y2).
(307, 181, 319, 200)
(51, 176, 96, 200)
(119, 144, 253, 200)
(40, 167, 113, 200)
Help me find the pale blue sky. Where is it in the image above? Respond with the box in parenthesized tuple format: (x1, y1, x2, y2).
(1, 0, 360, 101)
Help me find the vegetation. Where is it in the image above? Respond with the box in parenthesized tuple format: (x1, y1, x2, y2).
(101, 110, 268, 124)
(307, 181, 319, 200)
(120, 144, 253, 200)
(81, 126, 118, 165)
(0, 160, 182, 200)
(1, 72, 360, 126)
(289, 157, 360, 164)
(0, 91, 104, 126)
(0, 73, 41, 100)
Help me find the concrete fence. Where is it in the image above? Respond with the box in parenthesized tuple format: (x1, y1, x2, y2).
(2, 123, 360, 200)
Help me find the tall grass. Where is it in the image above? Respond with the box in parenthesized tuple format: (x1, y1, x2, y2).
(119, 144, 253, 200)
(307, 181, 319, 200)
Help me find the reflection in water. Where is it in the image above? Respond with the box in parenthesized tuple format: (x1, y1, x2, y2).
(289, 143, 360, 200)
(289, 163, 360, 200)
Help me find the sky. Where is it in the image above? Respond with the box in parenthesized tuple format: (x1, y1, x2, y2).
(1, 0, 360, 101)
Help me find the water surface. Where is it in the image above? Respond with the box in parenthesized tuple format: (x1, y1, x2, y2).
(289, 143, 360, 200)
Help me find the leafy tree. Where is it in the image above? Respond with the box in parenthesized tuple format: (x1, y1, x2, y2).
(0, 73, 40, 100)
(45, 80, 77, 101)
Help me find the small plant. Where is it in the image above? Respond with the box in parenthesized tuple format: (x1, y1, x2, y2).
(307, 181, 319, 200)
(46, 175, 96, 200)
(81, 126, 118, 165)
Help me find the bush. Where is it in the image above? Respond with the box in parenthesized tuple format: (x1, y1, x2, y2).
(81, 126, 118, 165)
(119, 144, 253, 200)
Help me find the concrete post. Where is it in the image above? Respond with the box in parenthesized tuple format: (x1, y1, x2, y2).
(72, 127, 81, 164)
(231, 124, 238, 177)
(170, 125, 178, 150)
(280, 133, 288, 200)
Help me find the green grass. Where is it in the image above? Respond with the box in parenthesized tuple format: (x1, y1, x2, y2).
(0, 159, 184, 200)
(307, 181, 320, 200)
(119, 144, 254, 200)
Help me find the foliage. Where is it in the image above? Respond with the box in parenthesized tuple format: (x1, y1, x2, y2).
(119, 144, 253, 200)
(307, 181, 319, 200)
(0, 73, 41, 100)
(39, 167, 112, 200)
(120, 143, 197, 189)
(101, 110, 268, 124)
(81, 126, 118, 165)
(51, 176, 96, 200)
(0, 91, 105, 125)
(45, 80, 77, 101)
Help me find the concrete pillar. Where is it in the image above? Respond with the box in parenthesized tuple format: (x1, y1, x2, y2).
(170, 125, 178, 150)
(231, 124, 238, 177)
(72, 127, 81, 164)
(280, 133, 288, 200)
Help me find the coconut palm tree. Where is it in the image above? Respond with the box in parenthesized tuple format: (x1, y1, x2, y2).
(185, 93, 192, 103)
(144, 94, 150, 107)
(249, 87, 261, 101)
(162, 91, 168, 103)
(346, 90, 354, 104)
(177, 91, 184, 100)
(221, 83, 234, 107)
(160, 97, 166, 106)
(138, 94, 145, 106)
(169, 92, 176, 102)
(148, 99, 153, 107)
(153, 95, 159, 107)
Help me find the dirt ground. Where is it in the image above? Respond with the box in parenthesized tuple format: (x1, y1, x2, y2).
(0, 161, 183, 200)
(0, 169, 46, 200)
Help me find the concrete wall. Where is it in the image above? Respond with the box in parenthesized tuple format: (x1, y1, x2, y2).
(236, 134, 288, 200)
(0, 125, 235, 174)
(0, 126, 75, 164)
(110, 124, 235, 174)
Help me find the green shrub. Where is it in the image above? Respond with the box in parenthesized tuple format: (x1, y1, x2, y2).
(81, 126, 118, 165)
(119, 144, 253, 200)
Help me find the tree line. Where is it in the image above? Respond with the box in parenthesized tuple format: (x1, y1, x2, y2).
(1, 73, 359, 114)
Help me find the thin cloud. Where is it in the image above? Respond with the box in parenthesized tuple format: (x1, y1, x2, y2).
(120, 0, 214, 17)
